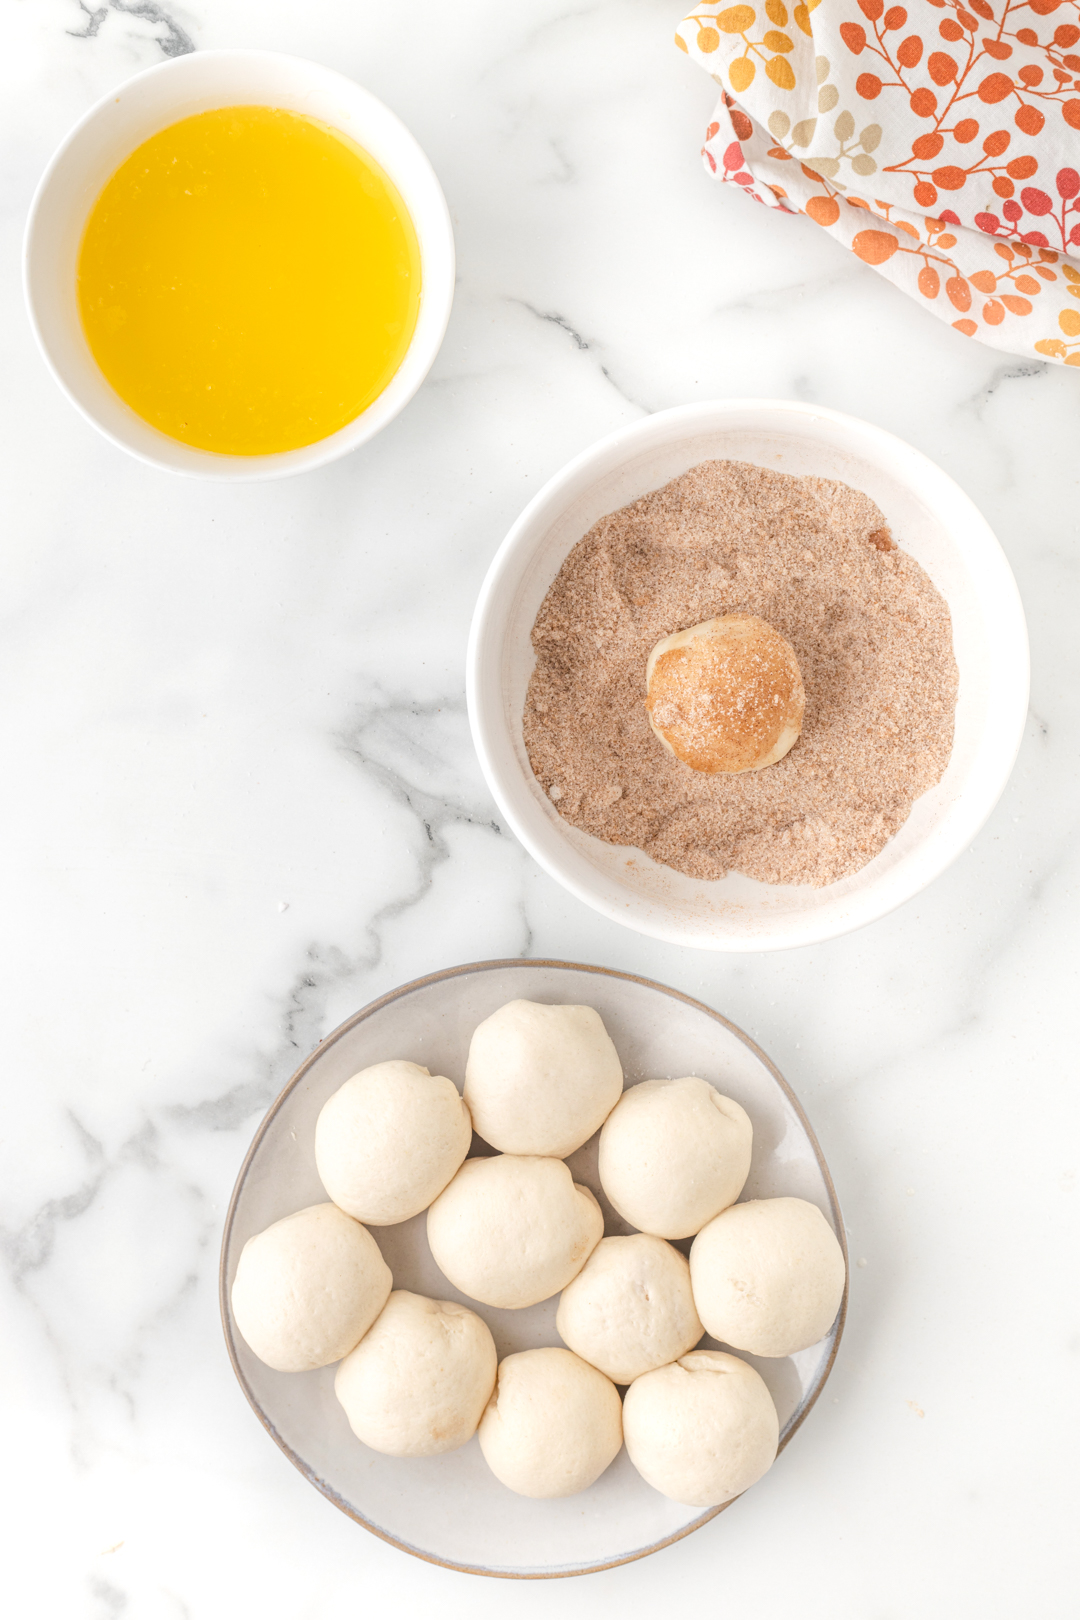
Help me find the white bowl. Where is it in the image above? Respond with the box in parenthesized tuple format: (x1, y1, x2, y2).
(220, 959, 846, 1578)
(23, 51, 455, 480)
(467, 401, 1029, 952)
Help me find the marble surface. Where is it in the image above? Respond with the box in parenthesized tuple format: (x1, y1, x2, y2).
(2, 2, 1077, 1615)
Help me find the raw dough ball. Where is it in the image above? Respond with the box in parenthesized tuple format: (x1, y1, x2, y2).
(315, 1059, 472, 1225)
(478, 1347, 623, 1498)
(622, 1350, 779, 1507)
(645, 614, 805, 774)
(464, 1000, 623, 1158)
(556, 1233, 704, 1384)
(598, 1077, 753, 1239)
(426, 1154, 603, 1309)
(689, 1196, 846, 1357)
(231, 1203, 392, 1373)
(334, 1290, 497, 1456)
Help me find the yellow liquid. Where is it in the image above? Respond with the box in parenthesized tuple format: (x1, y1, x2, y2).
(77, 106, 421, 455)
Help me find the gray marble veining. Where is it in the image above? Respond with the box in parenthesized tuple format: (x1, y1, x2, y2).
(2, 1, 1078, 1615)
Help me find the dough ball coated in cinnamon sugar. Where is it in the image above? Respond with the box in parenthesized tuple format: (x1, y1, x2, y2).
(645, 614, 805, 774)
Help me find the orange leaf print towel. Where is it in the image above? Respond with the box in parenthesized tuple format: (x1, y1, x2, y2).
(677, 0, 1080, 363)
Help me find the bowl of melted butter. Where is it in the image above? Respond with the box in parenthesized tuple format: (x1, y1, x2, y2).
(24, 51, 454, 478)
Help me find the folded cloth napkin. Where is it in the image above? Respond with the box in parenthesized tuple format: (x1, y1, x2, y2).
(677, 0, 1080, 364)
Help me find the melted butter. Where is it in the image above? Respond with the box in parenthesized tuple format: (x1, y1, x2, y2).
(77, 105, 421, 455)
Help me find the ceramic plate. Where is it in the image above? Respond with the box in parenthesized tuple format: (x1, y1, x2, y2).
(220, 960, 847, 1578)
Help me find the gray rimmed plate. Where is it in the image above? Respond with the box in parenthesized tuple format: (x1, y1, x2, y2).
(220, 959, 847, 1578)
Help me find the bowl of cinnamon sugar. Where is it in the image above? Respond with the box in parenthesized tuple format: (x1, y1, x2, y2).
(467, 400, 1029, 951)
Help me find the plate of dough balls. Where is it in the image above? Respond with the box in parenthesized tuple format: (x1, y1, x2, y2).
(220, 959, 847, 1578)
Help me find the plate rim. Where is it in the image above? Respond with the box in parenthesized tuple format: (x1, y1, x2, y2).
(219, 957, 849, 1579)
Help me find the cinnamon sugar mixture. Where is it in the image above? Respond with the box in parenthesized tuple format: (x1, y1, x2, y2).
(523, 459, 958, 887)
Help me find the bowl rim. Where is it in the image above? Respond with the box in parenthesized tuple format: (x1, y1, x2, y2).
(466, 399, 1030, 952)
(218, 956, 848, 1580)
(22, 48, 455, 481)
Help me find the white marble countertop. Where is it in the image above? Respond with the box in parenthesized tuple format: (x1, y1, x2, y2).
(3, 2, 1078, 1615)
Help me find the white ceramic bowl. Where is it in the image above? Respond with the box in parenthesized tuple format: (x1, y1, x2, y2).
(467, 401, 1029, 952)
(220, 959, 846, 1578)
(23, 50, 455, 480)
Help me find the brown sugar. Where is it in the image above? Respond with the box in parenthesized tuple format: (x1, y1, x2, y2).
(522, 459, 958, 888)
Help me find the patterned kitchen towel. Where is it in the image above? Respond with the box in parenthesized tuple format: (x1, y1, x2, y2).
(677, 0, 1080, 364)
